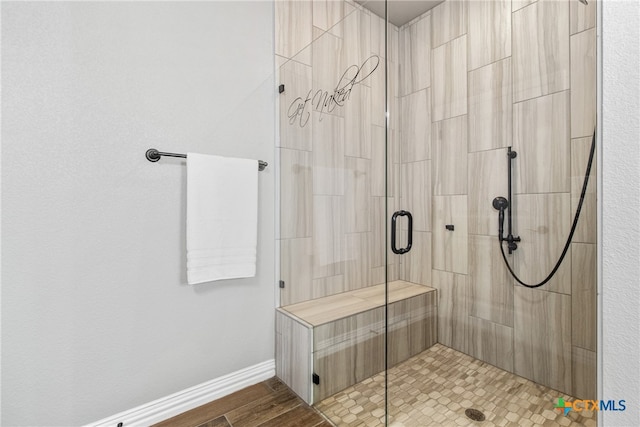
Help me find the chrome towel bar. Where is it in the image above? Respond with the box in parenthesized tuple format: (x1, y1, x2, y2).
(145, 148, 268, 171)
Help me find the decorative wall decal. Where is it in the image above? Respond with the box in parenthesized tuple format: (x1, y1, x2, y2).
(287, 55, 380, 127)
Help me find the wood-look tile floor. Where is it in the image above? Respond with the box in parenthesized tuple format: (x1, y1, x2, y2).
(316, 344, 597, 427)
(153, 377, 332, 427)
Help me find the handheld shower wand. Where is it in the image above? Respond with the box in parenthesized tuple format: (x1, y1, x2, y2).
(492, 197, 509, 242)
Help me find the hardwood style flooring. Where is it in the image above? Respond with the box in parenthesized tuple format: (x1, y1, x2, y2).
(152, 378, 332, 427)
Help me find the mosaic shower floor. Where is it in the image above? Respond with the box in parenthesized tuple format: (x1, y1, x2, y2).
(316, 344, 596, 427)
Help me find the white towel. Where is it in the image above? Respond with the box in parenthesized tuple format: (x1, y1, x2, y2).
(187, 153, 258, 284)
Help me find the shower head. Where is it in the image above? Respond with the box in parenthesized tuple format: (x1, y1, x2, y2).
(492, 197, 509, 211)
(578, 0, 588, 5)
(493, 197, 509, 240)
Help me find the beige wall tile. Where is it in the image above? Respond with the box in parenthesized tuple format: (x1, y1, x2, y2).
(344, 85, 372, 159)
(432, 115, 468, 196)
(432, 36, 467, 122)
(570, 0, 596, 34)
(344, 232, 371, 291)
(371, 126, 385, 197)
(372, 263, 399, 285)
(467, 149, 509, 236)
(345, 157, 371, 233)
(372, 16, 399, 63)
(280, 238, 314, 306)
(312, 26, 326, 41)
(388, 292, 437, 365)
(513, 91, 571, 194)
(402, 231, 432, 286)
(468, 58, 512, 152)
(275, 0, 313, 62)
(370, 14, 385, 59)
(514, 287, 572, 394)
(572, 243, 597, 351)
(432, 269, 469, 353)
(279, 60, 313, 150)
(280, 148, 313, 239)
(512, 0, 537, 13)
(468, 316, 514, 373)
(432, 196, 468, 274)
(372, 60, 397, 128)
(401, 89, 431, 162)
(371, 196, 399, 268)
(313, 195, 345, 278)
(469, 235, 513, 327)
(512, 1, 569, 103)
(468, 0, 511, 71)
(313, 0, 344, 35)
(415, 291, 439, 353)
(312, 275, 345, 299)
(313, 308, 385, 402)
(571, 136, 597, 243)
(276, 311, 312, 403)
(389, 82, 400, 134)
(512, 193, 572, 294)
(389, 163, 399, 203)
(311, 32, 345, 120)
(571, 28, 597, 138)
(401, 160, 431, 231)
(371, 125, 397, 198)
(371, 197, 388, 268)
(572, 346, 597, 400)
(343, 7, 372, 75)
(345, 6, 379, 132)
(399, 15, 431, 96)
(313, 113, 345, 195)
(388, 22, 400, 65)
(389, 126, 400, 166)
(431, 0, 467, 49)
(398, 234, 406, 282)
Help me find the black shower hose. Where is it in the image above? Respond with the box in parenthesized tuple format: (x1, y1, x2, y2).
(499, 129, 596, 288)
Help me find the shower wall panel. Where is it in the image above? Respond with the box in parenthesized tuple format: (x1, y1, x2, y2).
(398, 0, 597, 399)
(512, 0, 570, 103)
(276, 0, 402, 307)
(468, 57, 512, 152)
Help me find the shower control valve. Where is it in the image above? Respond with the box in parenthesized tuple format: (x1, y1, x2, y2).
(505, 234, 521, 254)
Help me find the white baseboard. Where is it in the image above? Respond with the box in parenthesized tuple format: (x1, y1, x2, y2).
(88, 359, 275, 427)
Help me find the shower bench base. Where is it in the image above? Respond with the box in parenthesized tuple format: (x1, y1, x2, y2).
(276, 281, 437, 404)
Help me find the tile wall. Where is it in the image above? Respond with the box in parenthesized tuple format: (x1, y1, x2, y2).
(397, 0, 597, 399)
(276, 0, 597, 400)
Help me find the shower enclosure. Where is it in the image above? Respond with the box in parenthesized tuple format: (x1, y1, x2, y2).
(275, 0, 597, 425)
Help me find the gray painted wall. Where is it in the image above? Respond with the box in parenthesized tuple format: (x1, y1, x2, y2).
(601, 0, 640, 425)
(1, 2, 275, 425)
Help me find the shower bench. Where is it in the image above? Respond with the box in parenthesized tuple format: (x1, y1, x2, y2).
(276, 281, 437, 404)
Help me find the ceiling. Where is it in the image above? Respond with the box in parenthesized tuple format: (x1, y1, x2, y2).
(355, 0, 444, 27)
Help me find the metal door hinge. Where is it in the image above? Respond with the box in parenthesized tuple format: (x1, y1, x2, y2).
(312, 373, 320, 385)
(279, 280, 285, 289)
(278, 84, 285, 93)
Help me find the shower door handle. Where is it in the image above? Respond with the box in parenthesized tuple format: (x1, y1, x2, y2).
(391, 210, 413, 254)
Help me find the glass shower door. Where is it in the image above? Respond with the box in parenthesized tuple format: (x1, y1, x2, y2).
(385, 0, 598, 425)
(274, 1, 391, 425)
